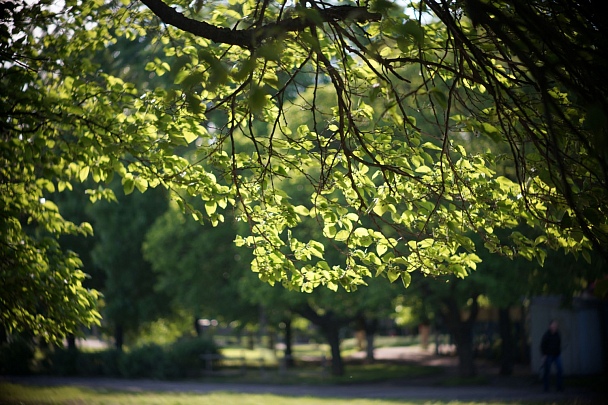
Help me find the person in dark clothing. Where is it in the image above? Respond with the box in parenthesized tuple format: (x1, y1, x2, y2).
(540, 320, 563, 392)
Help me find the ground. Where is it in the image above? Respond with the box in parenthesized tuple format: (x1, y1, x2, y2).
(2, 345, 603, 403)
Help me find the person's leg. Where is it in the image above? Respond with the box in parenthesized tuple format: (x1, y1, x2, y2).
(543, 356, 552, 391)
(555, 355, 563, 391)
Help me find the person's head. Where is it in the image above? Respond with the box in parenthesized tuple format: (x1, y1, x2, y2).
(549, 320, 559, 333)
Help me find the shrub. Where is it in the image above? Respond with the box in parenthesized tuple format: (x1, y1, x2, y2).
(164, 337, 218, 379)
(47, 348, 79, 376)
(119, 343, 167, 379)
(75, 350, 122, 377)
(99, 348, 122, 377)
(43, 337, 218, 379)
(0, 336, 35, 375)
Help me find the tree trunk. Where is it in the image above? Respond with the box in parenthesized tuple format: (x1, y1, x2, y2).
(442, 294, 479, 378)
(296, 304, 350, 376)
(365, 331, 375, 362)
(283, 318, 295, 368)
(247, 331, 255, 350)
(323, 323, 344, 376)
(259, 306, 267, 348)
(268, 329, 275, 351)
(498, 307, 514, 375)
(194, 315, 202, 336)
(66, 334, 77, 351)
(364, 317, 378, 362)
(419, 323, 431, 350)
(454, 324, 476, 377)
(114, 323, 124, 351)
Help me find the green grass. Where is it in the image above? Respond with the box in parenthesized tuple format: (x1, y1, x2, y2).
(0, 383, 517, 405)
(439, 376, 491, 387)
(192, 342, 444, 385)
(201, 362, 440, 386)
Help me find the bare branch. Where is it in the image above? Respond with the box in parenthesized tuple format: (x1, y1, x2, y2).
(140, 0, 380, 49)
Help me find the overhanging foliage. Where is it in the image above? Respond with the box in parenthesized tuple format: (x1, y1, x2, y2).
(1, 0, 605, 341)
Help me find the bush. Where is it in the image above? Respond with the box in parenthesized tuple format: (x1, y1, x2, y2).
(74, 349, 122, 377)
(47, 348, 79, 376)
(98, 349, 122, 377)
(119, 343, 167, 379)
(0, 336, 35, 375)
(44, 337, 218, 380)
(47, 347, 123, 377)
(164, 337, 218, 379)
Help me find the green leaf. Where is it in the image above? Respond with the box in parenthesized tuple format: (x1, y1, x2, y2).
(79, 166, 89, 182)
(402, 20, 424, 46)
(256, 41, 284, 61)
(249, 85, 268, 114)
(179, 71, 206, 87)
(122, 175, 134, 195)
(134, 177, 148, 193)
(205, 200, 217, 216)
(387, 268, 400, 283)
(401, 272, 411, 288)
(335, 230, 350, 241)
(481, 122, 501, 142)
(293, 205, 309, 216)
(376, 243, 388, 256)
(428, 87, 447, 109)
(184, 130, 198, 144)
(415, 165, 432, 174)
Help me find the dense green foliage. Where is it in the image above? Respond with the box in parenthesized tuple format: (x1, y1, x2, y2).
(89, 183, 170, 348)
(2, 0, 606, 343)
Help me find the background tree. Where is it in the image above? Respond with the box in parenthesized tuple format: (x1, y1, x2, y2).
(88, 184, 169, 350)
(53, 183, 105, 348)
(143, 200, 258, 336)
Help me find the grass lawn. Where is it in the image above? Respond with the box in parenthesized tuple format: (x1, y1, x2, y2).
(200, 360, 440, 385)
(0, 383, 516, 405)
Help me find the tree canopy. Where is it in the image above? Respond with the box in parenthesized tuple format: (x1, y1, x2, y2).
(2, 0, 606, 342)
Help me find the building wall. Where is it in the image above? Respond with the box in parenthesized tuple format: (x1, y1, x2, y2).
(530, 296, 605, 375)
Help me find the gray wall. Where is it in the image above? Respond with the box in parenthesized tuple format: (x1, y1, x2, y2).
(530, 296, 605, 375)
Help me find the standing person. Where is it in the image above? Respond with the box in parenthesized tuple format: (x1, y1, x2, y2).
(540, 320, 563, 392)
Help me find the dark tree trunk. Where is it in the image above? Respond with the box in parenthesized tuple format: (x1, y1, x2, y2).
(283, 318, 295, 368)
(355, 314, 378, 362)
(259, 306, 268, 348)
(365, 332, 375, 362)
(364, 317, 378, 362)
(66, 334, 77, 351)
(268, 329, 275, 350)
(498, 307, 514, 375)
(194, 315, 202, 336)
(296, 304, 352, 376)
(453, 324, 476, 377)
(323, 323, 344, 376)
(247, 331, 255, 350)
(442, 294, 479, 378)
(114, 324, 124, 351)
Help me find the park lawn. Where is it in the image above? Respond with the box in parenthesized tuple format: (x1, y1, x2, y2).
(200, 359, 440, 385)
(0, 382, 512, 405)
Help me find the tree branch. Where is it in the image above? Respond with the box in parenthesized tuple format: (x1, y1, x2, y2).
(140, 0, 381, 49)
